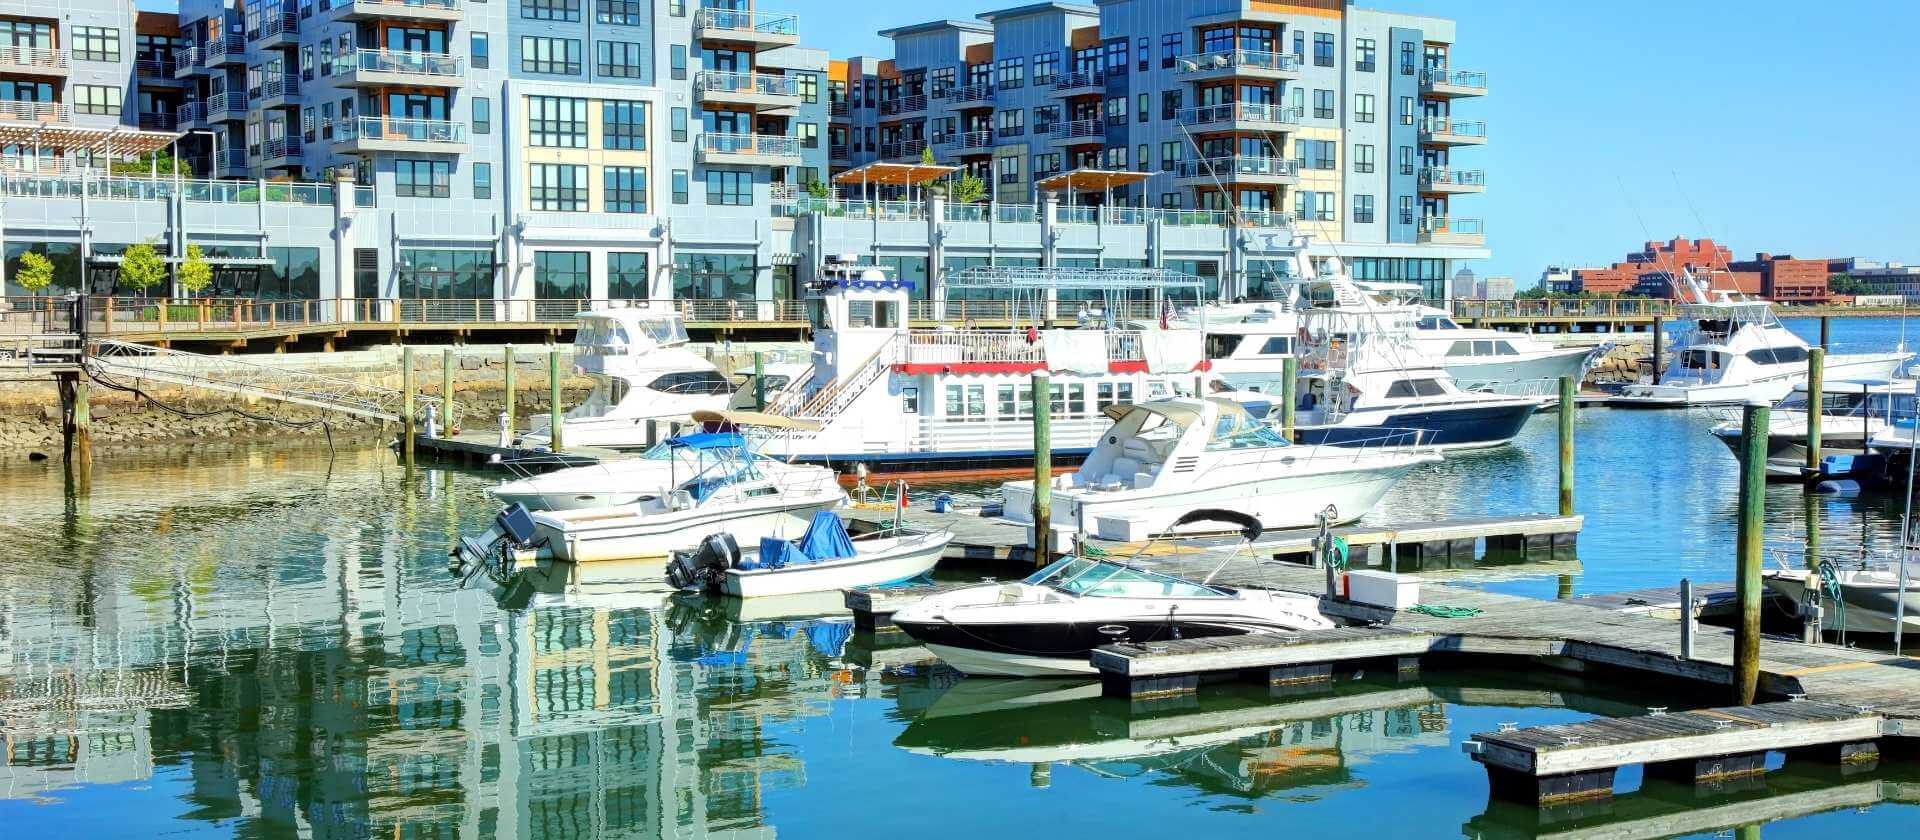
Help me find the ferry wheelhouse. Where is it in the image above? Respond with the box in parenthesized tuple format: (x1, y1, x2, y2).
(521, 306, 735, 450)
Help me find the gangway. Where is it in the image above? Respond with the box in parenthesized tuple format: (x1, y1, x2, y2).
(88, 339, 449, 424)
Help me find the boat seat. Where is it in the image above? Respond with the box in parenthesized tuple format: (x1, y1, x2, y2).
(1108, 457, 1143, 488)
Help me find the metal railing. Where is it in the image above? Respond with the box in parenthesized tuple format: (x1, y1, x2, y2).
(351, 116, 466, 143)
(135, 57, 176, 77)
(828, 143, 849, 159)
(1420, 68, 1487, 91)
(262, 136, 303, 161)
(0, 44, 68, 71)
(248, 11, 299, 41)
(171, 46, 200, 71)
(340, 48, 465, 77)
(1052, 70, 1103, 91)
(829, 101, 847, 116)
(1448, 298, 1677, 320)
(1177, 102, 1301, 127)
(958, 129, 993, 149)
(1174, 156, 1299, 180)
(1173, 49, 1301, 75)
(879, 94, 927, 116)
(0, 101, 69, 123)
(700, 132, 799, 157)
(699, 70, 799, 98)
(783, 198, 925, 220)
(1419, 117, 1487, 138)
(878, 138, 927, 159)
(252, 74, 301, 100)
(206, 91, 250, 116)
(902, 328, 1146, 365)
(947, 81, 994, 103)
(1051, 118, 1103, 140)
(204, 35, 247, 64)
(0, 174, 338, 204)
(340, 0, 461, 11)
(175, 101, 206, 124)
(698, 7, 798, 37)
(1420, 167, 1485, 188)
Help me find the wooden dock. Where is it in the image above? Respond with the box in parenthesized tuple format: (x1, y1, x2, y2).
(409, 431, 618, 470)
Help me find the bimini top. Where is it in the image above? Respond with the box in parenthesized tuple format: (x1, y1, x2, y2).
(1100, 398, 1263, 442)
(691, 409, 825, 431)
(665, 431, 747, 451)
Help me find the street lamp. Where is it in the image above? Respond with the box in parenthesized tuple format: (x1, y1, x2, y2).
(176, 128, 219, 178)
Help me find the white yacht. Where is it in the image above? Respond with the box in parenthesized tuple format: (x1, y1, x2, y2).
(1000, 397, 1436, 540)
(519, 306, 735, 450)
(1710, 379, 1914, 478)
(1406, 301, 1603, 394)
(492, 411, 823, 511)
(1615, 277, 1909, 407)
(525, 431, 846, 563)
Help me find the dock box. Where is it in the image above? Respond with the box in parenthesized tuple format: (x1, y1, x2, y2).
(1347, 570, 1422, 609)
(1093, 514, 1152, 542)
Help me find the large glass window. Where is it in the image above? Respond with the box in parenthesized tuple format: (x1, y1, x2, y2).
(608, 252, 648, 299)
(398, 249, 495, 299)
(597, 0, 643, 25)
(704, 169, 750, 206)
(528, 96, 587, 147)
(1313, 32, 1334, 66)
(521, 36, 581, 75)
(596, 40, 643, 78)
(522, 0, 580, 21)
(471, 33, 489, 69)
(672, 253, 755, 300)
(473, 162, 492, 199)
(603, 100, 645, 149)
(530, 163, 588, 210)
(73, 26, 120, 62)
(604, 166, 646, 213)
(395, 159, 451, 197)
(74, 85, 122, 115)
(534, 251, 589, 299)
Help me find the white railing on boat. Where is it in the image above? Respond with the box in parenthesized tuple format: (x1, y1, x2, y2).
(902, 328, 1146, 365)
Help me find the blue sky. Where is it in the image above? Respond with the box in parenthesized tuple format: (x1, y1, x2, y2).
(779, 0, 1920, 284)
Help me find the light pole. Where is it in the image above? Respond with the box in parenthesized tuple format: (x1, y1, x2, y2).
(182, 128, 219, 178)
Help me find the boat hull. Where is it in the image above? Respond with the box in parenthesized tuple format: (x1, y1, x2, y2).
(721, 533, 948, 598)
(536, 499, 842, 563)
(1297, 401, 1538, 450)
(1711, 429, 1870, 479)
(1005, 460, 1418, 535)
(902, 619, 1278, 677)
(1443, 347, 1596, 392)
(1615, 352, 1910, 408)
(1764, 570, 1920, 635)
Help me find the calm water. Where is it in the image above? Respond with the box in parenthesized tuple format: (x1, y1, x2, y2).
(3, 317, 1918, 838)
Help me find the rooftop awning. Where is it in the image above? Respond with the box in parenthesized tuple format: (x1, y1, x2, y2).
(831, 161, 959, 187)
(1036, 168, 1152, 193)
(0, 122, 180, 157)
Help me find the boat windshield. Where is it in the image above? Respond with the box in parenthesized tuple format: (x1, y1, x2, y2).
(1023, 557, 1227, 598)
(633, 316, 689, 346)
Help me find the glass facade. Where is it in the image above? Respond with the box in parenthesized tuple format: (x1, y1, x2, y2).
(399, 249, 497, 299)
(672, 253, 755, 300)
(1347, 256, 1448, 301)
(535, 251, 590, 299)
(608, 252, 649, 299)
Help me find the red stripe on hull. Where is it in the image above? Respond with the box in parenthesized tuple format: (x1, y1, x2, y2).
(892, 359, 1209, 376)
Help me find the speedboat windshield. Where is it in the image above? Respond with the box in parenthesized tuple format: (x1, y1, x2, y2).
(1023, 557, 1228, 598)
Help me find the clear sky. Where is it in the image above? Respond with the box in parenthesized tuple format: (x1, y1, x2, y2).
(778, 0, 1920, 285)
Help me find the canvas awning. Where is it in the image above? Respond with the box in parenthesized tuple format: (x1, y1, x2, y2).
(831, 161, 959, 187)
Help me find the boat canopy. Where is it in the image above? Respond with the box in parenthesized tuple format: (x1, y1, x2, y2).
(1100, 398, 1270, 445)
(690, 409, 825, 431)
(666, 432, 747, 451)
(753, 511, 858, 569)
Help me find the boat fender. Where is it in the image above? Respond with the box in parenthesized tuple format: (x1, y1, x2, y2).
(1811, 479, 1861, 497)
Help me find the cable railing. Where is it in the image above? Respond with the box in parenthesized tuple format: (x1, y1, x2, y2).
(1174, 156, 1299, 180)
(0, 101, 69, 123)
(204, 35, 247, 64)
(878, 95, 927, 116)
(247, 11, 299, 41)
(0, 44, 67, 71)
(351, 116, 466, 143)
(1051, 118, 1103, 140)
(340, 48, 464, 77)
(878, 138, 928, 159)
(1173, 49, 1301, 75)
(947, 81, 994, 103)
(700, 132, 799, 157)
(251, 74, 300, 100)
(262, 136, 304, 161)
(1052, 70, 1103, 91)
(699, 70, 799, 98)
(698, 7, 798, 37)
(1420, 117, 1487, 138)
(1176, 102, 1302, 127)
(206, 91, 250, 117)
(135, 57, 176, 77)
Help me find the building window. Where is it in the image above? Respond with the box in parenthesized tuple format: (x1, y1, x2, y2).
(1293, 139, 1335, 170)
(996, 155, 1020, 185)
(1353, 194, 1375, 224)
(1399, 145, 1415, 175)
(534, 252, 588, 299)
(1354, 93, 1374, 123)
(596, 41, 644, 78)
(669, 44, 686, 80)
(399, 249, 494, 299)
(797, 122, 818, 148)
(996, 57, 1024, 90)
(473, 97, 490, 134)
(1400, 96, 1415, 125)
(1160, 33, 1180, 68)
(1104, 39, 1128, 75)
(1294, 190, 1336, 222)
(471, 34, 489, 69)
(74, 85, 122, 115)
(1160, 141, 1180, 169)
(705, 169, 751, 205)
(1292, 30, 1305, 60)
(73, 26, 120, 62)
(798, 72, 819, 103)
(1137, 92, 1148, 123)
(530, 163, 588, 211)
(1032, 104, 1058, 134)
(672, 170, 689, 204)
(996, 109, 1024, 137)
(669, 107, 686, 142)
(473, 162, 492, 199)
(528, 96, 588, 147)
(668, 0, 684, 15)
(1399, 195, 1414, 224)
(1032, 52, 1057, 85)
(674, 253, 755, 300)
(1105, 95, 1127, 126)
(1399, 41, 1415, 74)
(1355, 38, 1376, 72)
(1136, 143, 1148, 172)
(604, 166, 647, 213)
(1313, 33, 1333, 66)
(521, 0, 580, 21)
(1353, 143, 1374, 174)
(395, 159, 451, 198)
(1313, 89, 1334, 119)
(603, 101, 645, 149)
(1161, 89, 1181, 120)
(596, 0, 643, 25)
(607, 252, 648, 299)
(521, 36, 581, 75)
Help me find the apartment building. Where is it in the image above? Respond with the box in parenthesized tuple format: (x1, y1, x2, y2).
(832, 0, 1490, 298)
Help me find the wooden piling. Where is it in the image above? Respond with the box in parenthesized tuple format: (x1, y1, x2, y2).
(1031, 371, 1051, 563)
(1806, 346, 1824, 473)
(1558, 375, 1575, 517)
(753, 350, 766, 410)
(1281, 356, 1297, 440)
(58, 372, 93, 472)
(441, 347, 454, 434)
(1735, 400, 1768, 705)
(1802, 491, 1823, 644)
(549, 349, 564, 453)
(502, 345, 516, 435)
(401, 347, 416, 465)
(1651, 316, 1664, 384)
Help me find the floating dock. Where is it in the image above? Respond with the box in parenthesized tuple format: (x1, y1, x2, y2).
(408, 431, 619, 469)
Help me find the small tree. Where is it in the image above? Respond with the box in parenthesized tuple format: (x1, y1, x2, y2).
(949, 172, 987, 204)
(178, 244, 213, 295)
(15, 250, 53, 294)
(118, 241, 166, 295)
(805, 178, 831, 199)
(919, 145, 936, 166)
(110, 150, 192, 177)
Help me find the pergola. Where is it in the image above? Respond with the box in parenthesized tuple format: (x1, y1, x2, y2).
(1035, 168, 1152, 208)
(0, 122, 181, 174)
(831, 161, 959, 203)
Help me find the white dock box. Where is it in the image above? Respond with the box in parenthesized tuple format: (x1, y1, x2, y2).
(1024, 523, 1077, 554)
(1346, 570, 1423, 609)
(1093, 514, 1152, 542)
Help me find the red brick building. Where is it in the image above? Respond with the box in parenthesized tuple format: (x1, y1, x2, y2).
(1728, 252, 1832, 304)
(1571, 238, 1818, 302)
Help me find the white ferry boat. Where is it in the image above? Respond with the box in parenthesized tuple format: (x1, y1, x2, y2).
(520, 306, 734, 450)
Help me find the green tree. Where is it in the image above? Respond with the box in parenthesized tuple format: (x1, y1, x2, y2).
(118, 241, 167, 294)
(15, 250, 53, 293)
(949, 172, 987, 204)
(178, 244, 213, 295)
(1828, 273, 1871, 296)
(805, 178, 831, 199)
(110, 150, 192, 177)
(919, 145, 936, 166)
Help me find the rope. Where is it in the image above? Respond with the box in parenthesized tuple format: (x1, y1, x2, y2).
(1328, 536, 1350, 571)
(1080, 545, 1109, 558)
(1817, 560, 1846, 643)
(1408, 604, 1483, 619)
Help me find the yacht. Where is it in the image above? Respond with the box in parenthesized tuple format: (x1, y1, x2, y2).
(491, 411, 821, 511)
(999, 397, 1436, 540)
(519, 306, 735, 450)
(1405, 301, 1604, 394)
(1709, 379, 1914, 478)
(1614, 276, 1909, 407)
(523, 430, 846, 563)
(890, 510, 1334, 677)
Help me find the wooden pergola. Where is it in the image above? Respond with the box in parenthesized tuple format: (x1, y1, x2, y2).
(1036, 168, 1152, 207)
(0, 122, 180, 173)
(831, 161, 959, 202)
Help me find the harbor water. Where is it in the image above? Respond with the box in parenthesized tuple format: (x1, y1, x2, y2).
(3, 317, 1919, 837)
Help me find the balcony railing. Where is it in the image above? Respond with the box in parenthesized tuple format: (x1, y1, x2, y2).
(342, 0, 461, 12)
(206, 91, 249, 116)
(1052, 70, 1103, 91)
(1173, 49, 1301, 75)
(1420, 68, 1487, 92)
(828, 143, 849, 159)
(350, 116, 466, 143)
(1418, 216, 1485, 243)
(247, 11, 299, 41)
(956, 129, 994, 149)
(135, 57, 176, 77)
(1420, 167, 1485, 188)
(0, 101, 70, 124)
(1174, 156, 1299, 180)
(1051, 119, 1103, 140)
(829, 101, 847, 116)
(1176, 102, 1301, 127)
(700, 132, 799, 157)
(138, 111, 178, 131)
(0, 173, 340, 204)
(0, 44, 68, 72)
(947, 81, 993, 103)
(204, 35, 247, 64)
(262, 136, 303, 160)
(1419, 117, 1487, 138)
(340, 48, 465, 77)
(251, 74, 301, 100)
(878, 138, 928, 159)
(214, 146, 248, 170)
(175, 101, 206, 124)
(699, 70, 799, 98)
(698, 7, 798, 37)
(879, 94, 927, 116)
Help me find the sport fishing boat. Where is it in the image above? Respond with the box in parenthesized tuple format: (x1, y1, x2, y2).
(492, 411, 821, 511)
(1404, 300, 1604, 394)
(999, 397, 1436, 540)
(519, 305, 735, 450)
(1614, 275, 1909, 407)
(665, 512, 951, 598)
(1709, 379, 1915, 478)
(755, 261, 1217, 475)
(890, 510, 1334, 677)
(524, 430, 845, 563)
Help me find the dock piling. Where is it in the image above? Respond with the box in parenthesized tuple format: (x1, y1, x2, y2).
(441, 348, 454, 433)
(1031, 371, 1051, 563)
(1558, 375, 1575, 516)
(1806, 347, 1824, 474)
(401, 347, 416, 465)
(1651, 316, 1664, 384)
(1281, 356, 1297, 440)
(502, 345, 516, 437)
(1735, 400, 1768, 705)
(753, 351, 766, 410)
(1680, 577, 1696, 659)
(549, 349, 564, 453)
(1819, 315, 1831, 349)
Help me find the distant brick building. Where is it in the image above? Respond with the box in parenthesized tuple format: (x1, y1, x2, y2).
(1570, 237, 1815, 301)
(1728, 252, 1831, 305)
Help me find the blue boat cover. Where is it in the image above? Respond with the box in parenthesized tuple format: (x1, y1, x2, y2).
(755, 512, 857, 569)
(666, 431, 746, 450)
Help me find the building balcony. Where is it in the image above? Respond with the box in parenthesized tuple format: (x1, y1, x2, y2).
(945, 81, 994, 106)
(0, 101, 70, 127)
(877, 138, 927, 161)
(697, 71, 800, 111)
(1052, 70, 1104, 95)
(829, 101, 847, 117)
(251, 74, 302, 109)
(0, 45, 68, 78)
(1419, 117, 1486, 146)
(172, 46, 205, 78)
(1417, 216, 1485, 247)
(1419, 167, 1485, 194)
(694, 7, 799, 51)
(205, 35, 248, 66)
(1048, 118, 1104, 146)
(829, 143, 849, 162)
(939, 129, 994, 152)
(1176, 102, 1300, 133)
(878, 94, 927, 118)
(247, 11, 300, 49)
(331, 0, 462, 23)
(1172, 49, 1301, 82)
(214, 146, 249, 179)
(135, 57, 187, 87)
(1173, 155, 1299, 187)
(259, 135, 303, 169)
(334, 49, 465, 88)
(1420, 68, 1486, 98)
(338, 116, 469, 153)
(137, 110, 178, 131)
(699, 132, 800, 166)
(177, 93, 248, 130)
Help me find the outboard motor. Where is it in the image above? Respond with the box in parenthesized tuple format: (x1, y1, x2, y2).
(665, 532, 741, 592)
(450, 504, 543, 586)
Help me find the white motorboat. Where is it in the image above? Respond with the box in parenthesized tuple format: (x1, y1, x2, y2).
(1709, 379, 1914, 478)
(492, 410, 823, 511)
(892, 510, 1333, 677)
(1000, 397, 1436, 540)
(666, 512, 951, 598)
(1764, 557, 1920, 635)
(520, 305, 735, 450)
(525, 431, 846, 563)
(1405, 301, 1603, 395)
(1615, 276, 1909, 407)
